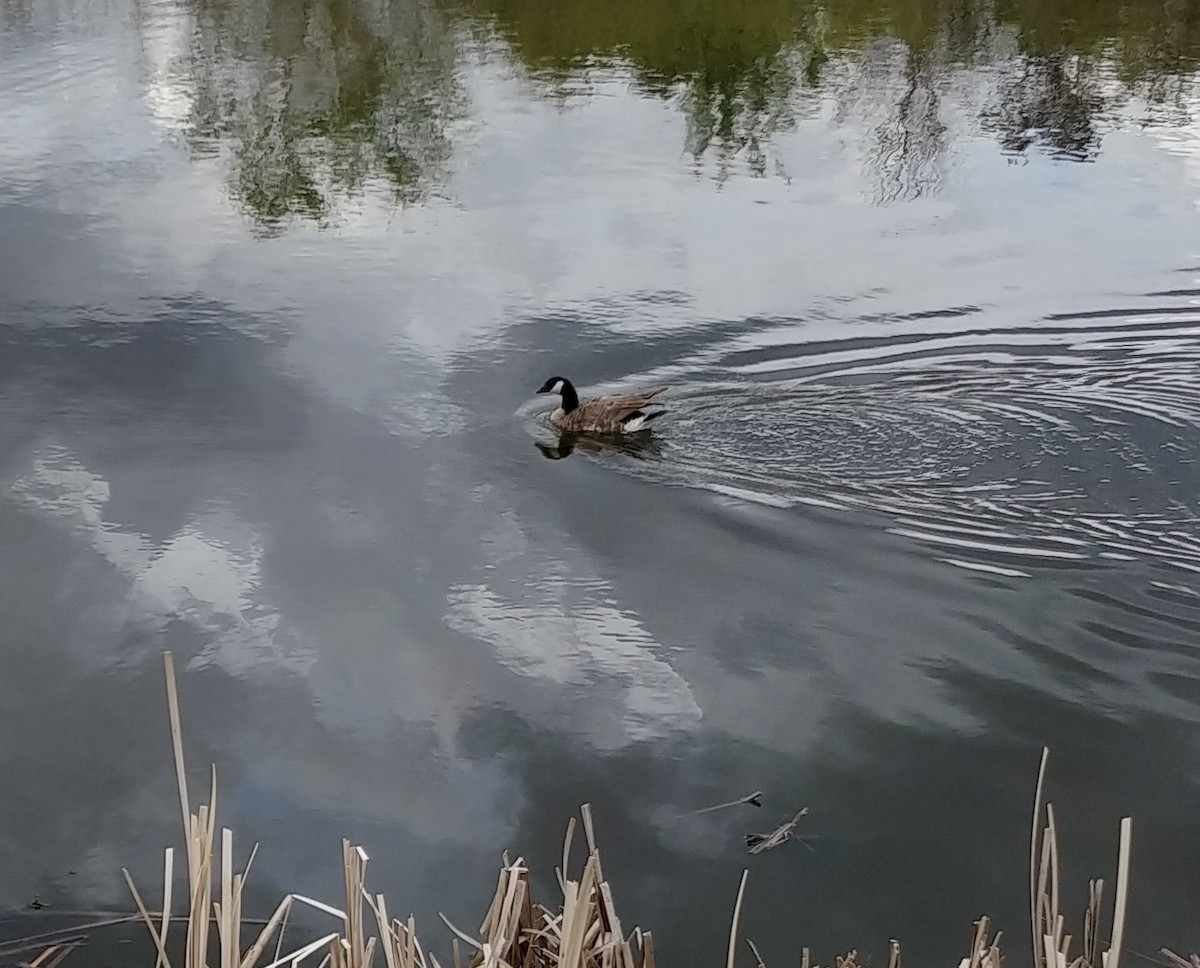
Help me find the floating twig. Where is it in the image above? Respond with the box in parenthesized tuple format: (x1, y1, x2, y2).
(682, 791, 765, 818)
(745, 809, 809, 854)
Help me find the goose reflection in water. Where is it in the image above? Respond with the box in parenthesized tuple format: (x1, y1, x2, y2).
(535, 430, 665, 461)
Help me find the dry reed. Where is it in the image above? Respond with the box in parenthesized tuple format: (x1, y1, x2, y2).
(1028, 747, 1134, 968)
(6, 654, 1165, 968)
(120, 653, 660, 968)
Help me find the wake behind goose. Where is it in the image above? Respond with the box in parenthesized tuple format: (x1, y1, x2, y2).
(602, 308, 1200, 577)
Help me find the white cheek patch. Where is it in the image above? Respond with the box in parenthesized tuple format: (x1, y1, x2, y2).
(553, 380, 564, 393)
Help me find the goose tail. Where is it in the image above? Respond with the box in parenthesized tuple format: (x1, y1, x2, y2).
(622, 408, 666, 433)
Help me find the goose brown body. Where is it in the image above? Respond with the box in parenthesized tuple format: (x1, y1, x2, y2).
(535, 377, 668, 434)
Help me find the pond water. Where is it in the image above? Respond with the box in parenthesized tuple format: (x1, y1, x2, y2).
(3, 0, 1200, 963)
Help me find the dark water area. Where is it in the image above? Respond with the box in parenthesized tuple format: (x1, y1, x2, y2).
(3, 0, 1200, 964)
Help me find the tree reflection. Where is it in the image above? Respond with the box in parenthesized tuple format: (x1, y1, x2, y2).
(470, 0, 1200, 187)
(180, 0, 462, 233)
(984, 51, 1105, 160)
(465, 0, 814, 179)
(679, 49, 806, 181)
(147, 0, 1200, 229)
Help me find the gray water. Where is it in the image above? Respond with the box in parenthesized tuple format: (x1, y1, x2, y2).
(3, 0, 1200, 963)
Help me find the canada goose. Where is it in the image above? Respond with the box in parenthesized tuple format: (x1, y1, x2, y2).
(535, 376, 668, 434)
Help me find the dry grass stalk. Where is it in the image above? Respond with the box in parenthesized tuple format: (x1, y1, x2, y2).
(682, 792, 765, 818)
(1160, 951, 1200, 968)
(123, 654, 391, 968)
(113, 657, 1146, 968)
(13, 942, 82, 968)
(957, 917, 1002, 968)
(1029, 748, 1133, 968)
(435, 804, 656, 968)
(726, 870, 749, 968)
(0, 918, 139, 961)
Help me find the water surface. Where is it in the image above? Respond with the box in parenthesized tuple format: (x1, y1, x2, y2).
(3, 0, 1200, 963)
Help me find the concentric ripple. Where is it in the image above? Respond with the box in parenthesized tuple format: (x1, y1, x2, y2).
(608, 308, 1200, 576)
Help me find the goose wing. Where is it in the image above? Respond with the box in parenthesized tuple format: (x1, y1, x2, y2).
(577, 386, 667, 426)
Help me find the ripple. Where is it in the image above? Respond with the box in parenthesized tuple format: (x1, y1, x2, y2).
(596, 308, 1200, 575)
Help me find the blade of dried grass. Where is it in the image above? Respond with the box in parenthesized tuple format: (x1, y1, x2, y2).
(1042, 932, 1059, 968)
(158, 847, 175, 968)
(582, 915, 603, 951)
(560, 855, 599, 968)
(240, 896, 295, 968)
(354, 847, 370, 968)
(234, 874, 245, 968)
(273, 896, 294, 967)
(26, 940, 82, 968)
(0, 919, 142, 959)
(257, 933, 340, 968)
(198, 768, 219, 968)
(340, 844, 358, 968)
(186, 805, 216, 968)
(1037, 833, 1052, 958)
(478, 867, 510, 945)
(726, 870, 749, 968)
(682, 792, 765, 818)
(1046, 804, 1060, 952)
(122, 867, 173, 968)
(969, 918, 987, 968)
(746, 938, 767, 968)
(438, 915, 483, 956)
(640, 932, 656, 968)
(517, 876, 534, 961)
(240, 844, 261, 893)
(1031, 747, 1050, 968)
(164, 653, 193, 885)
(362, 895, 395, 968)
(597, 882, 630, 968)
(494, 863, 527, 948)
(292, 897, 348, 921)
(1104, 818, 1133, 968)
(1084, 880, 1103, 968)
(581, 805, 597, 854)
(558, 818, 578, 896)
(222, 829, 235, 968)
(405, 916, 420, 968)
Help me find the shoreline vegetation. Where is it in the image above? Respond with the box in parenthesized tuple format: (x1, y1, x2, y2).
(0, 653, 1182, 968)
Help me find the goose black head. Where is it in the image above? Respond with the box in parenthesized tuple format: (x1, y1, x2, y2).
(536, 376, 569, 395)
(535, 376, 579, 412)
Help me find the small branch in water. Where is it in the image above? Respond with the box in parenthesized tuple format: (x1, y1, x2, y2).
(745, 808, 809, 854)
(681, 791, 764, 818)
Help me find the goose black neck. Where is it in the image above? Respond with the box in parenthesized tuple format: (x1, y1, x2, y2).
(559, 381, 580, 413)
